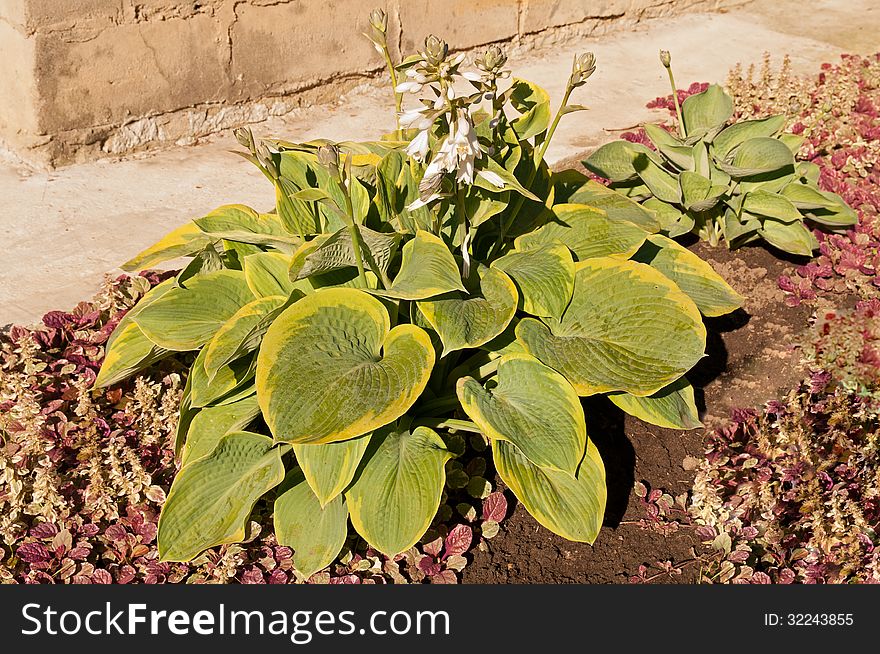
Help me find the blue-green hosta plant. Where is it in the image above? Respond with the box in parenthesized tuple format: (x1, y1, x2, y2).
(96, 14, 743, 576)
(582, 51, 857, 256)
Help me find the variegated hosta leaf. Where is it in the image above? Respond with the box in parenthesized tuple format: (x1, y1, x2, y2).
(295, 226, 401, 280)
(133, 270, 255, 351)
(608, 377, 702, 429)
(346, 426, 451, 556)
(194, 204, 300, 250)
(493, 438, 606, 543)
(180, 394, 262, 467)
(121, 222, 214, 272)
(516, 257, 706, 396)
(634, 235, 743, 317)
(189, 347, 256, 408)
(274, 469, 349, 578)
(417, 267, 518, 356)
(96, 280, 175, 387)
(372, 230, 465, 300)
(244, 252, 297, 298)
(457, 353, 586, 474)
(288, 236, 365, 293)
(293, 435, 370, 506)
(514, 204, 648, 261)
(492, 243, 575, 320)
(567, 179, 661, 232)
(204, 295, 289, 378)
(158, 432, 286, 562)
(759, 219, 816, 257)
(256, 288, 435, 444)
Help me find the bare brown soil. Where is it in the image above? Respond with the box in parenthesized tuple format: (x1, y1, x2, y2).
(463, 243, 813, 583)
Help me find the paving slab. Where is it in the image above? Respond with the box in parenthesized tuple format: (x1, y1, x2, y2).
(2, 0, 877, 325)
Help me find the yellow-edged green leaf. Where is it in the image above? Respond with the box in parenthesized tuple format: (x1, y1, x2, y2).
(417, 267, 518, 356)
(514, 204, 648, 261)
(634, 235, 743, 317)
(95, 321, 170, 388)
(97, 279, 176, 387)
(194, 204, 300, 250)
(608, 377, 701, 429)
(243, 252, 297, 298)
(121, 222, 214, 272)
(509, 78, 551, 141)
(492, 244, 574, 320)
(180, 394, 262, 467)
(274, 469, 349, 577)
(293, 435, 370, 506)
(189, 347, 256, 408)
(133, 270, 255, 351)
(257, 288, 435, 444)
(568, 179, 661, 232)
(516, 257, 706, 396)
(295, 226, 401, 279)
(458, 353, 585, 473)
(346, 425, 451, 556)
(158, 432, 286, 562)
(204, 295, 288, 377)
(372, 230, 465, 300)
(493, 438, 605, 543)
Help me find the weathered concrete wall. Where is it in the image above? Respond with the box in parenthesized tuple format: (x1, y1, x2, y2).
(0, 0, 750, 167)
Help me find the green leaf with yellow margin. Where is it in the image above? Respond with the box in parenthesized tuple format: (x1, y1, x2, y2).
(158, 432, 287, 562)
(179, 394, 262, 467)
(608, 377, 702, 429)
(346, 425, 451, 556)
(133, 270, 255, 351)
(514, 204, 647, 261)
(189, 347, 256, 408)
(493, 438, 605, 543)
(194, 204, 300, 251)
(633, 234, 743, 317)
(244, 252, 297, 298)
(371, 230, 465, 300)
(121, 222, 214, 272)
(516, 257, 706, 396)
(256, 288, 435, 444)
(457, 353, 586, 473)
(492, 243, 575, 320)
(274, 469, 349, 577)
(204, 295, 289, 378)
(567, 179, 661, 232)
(417, 267, 518, 356)
(96, 280, 176, 387)
(293, 435, 371, 506)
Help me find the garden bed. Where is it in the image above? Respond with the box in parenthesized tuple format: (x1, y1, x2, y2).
(3, 52, 879, 584)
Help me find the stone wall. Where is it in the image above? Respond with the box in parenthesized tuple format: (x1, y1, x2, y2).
(0, 0, 749, 167)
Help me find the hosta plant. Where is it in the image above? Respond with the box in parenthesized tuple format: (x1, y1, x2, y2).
(96, 13, 743, 575)
(583, 51, 857, 256)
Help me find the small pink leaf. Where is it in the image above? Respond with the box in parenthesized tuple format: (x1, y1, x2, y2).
(17, 542, 51, 563)
(482, 492, 508, 522)
(443, 524, 472, 559)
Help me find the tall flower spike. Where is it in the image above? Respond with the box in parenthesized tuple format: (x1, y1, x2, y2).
(570, 52, 597, 88)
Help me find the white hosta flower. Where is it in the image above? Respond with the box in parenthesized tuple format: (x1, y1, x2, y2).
(405, 129, 431, 162)
(396, 80, 423, 94)
(448, 112, 480, 184)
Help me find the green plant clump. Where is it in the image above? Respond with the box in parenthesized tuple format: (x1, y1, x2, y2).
(583, 51, 857, 256)
(97, 14, 744, 576)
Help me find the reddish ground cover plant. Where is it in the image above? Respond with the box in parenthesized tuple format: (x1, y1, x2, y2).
(0, 275, 499, 583)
